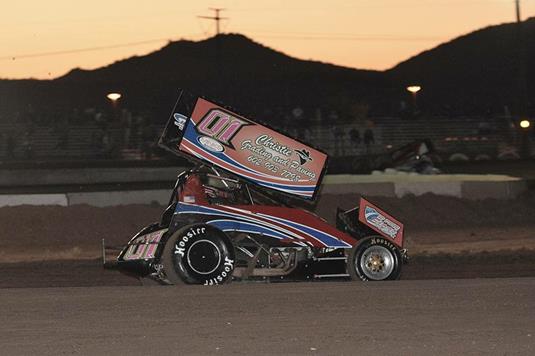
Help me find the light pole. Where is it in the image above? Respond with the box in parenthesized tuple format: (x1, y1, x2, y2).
(406, 85, 421, 111)
(106, 92, 122, 121)
(520, 119, 532, 158)
(106, 92, 122, 106)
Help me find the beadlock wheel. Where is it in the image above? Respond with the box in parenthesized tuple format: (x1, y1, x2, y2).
(358, 245, 395, 280)
(347, 236, 402, 281)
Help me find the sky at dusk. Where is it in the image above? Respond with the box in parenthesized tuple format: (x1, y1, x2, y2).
(2, 0, 535, 79)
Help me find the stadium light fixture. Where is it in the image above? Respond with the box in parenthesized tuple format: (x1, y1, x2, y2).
(406, 85, 421, 94)
(406, 85, 422, 111)
(520, 119, 530, 129)
(106, 92, 122, 102)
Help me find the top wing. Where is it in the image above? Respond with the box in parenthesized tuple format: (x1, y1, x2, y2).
(159, 91, 328, 200)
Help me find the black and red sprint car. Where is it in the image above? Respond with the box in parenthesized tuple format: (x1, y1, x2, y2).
(110, 91, 408, 284)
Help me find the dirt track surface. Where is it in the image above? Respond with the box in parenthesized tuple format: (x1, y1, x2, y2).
(2, 251, 535, 288)
(1, 194, 535, 355)
(1, 193, 534, 287)
(1, 279, 534, 355)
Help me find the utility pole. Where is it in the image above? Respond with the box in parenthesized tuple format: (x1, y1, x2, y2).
(514, 0, 527, 117)
(514, 0, 532, 157)
(198, 8, 227, 36)
(198, 8, 228, 97)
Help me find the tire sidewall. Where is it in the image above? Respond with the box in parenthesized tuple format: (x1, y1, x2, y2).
(162, 224, 235, 285)
(348, 236, 402, 281)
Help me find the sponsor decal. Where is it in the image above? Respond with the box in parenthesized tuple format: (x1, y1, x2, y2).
(183, 195, 196, 203)
(295, 149, 313, 165)
(358, 198, 404, 246)
(196, 109, 249, 148)
(123, 229, 167, 260)
(173, 113, 188, 131)
(198, 136, 224, 153)
(364, 206, 400, 239)
(175, 97, 328, 199)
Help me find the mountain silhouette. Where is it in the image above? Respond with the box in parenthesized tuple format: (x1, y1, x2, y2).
(1, 20, 534, 124)
(388, 17, 535, 115)
(74, 34, 389, 118)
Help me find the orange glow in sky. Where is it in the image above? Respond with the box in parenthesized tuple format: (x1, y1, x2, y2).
(2, 0, 534, 79)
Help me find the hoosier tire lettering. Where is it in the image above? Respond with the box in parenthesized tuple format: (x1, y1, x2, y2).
(162, 224, 235, 285)
(204, 257, 235, 285)
(174, 227, 206, 257)
(370, 237, 396, 251)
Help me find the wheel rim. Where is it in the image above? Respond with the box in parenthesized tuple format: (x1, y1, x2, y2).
(358, 245, 395, 280)
(185, 239, 221, 275)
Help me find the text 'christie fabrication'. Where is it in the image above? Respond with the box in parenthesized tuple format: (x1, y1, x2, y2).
(240, 135, 316, 182)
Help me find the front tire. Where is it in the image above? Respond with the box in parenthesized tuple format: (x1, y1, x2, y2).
(347, 236, 402, 281)
(161, 224, 235, 285)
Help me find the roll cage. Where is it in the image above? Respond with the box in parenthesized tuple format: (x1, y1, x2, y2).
(168, 166, 291, 208)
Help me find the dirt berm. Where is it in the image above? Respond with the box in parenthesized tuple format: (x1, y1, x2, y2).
(0, 192, 534, 287)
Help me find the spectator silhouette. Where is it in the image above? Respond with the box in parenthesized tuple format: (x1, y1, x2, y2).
(364, 129, 374, 145)
(349, 128, 361, 145)
(141, 123, 156, 159)
(363, 128, 375, 153)
(21, 132, 33, 159)
(332, 126, 345, 156)
(55, 127, 69, 150)
(6, 133, 16, 159)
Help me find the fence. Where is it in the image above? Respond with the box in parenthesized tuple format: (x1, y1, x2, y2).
(0, 123, 164, 161)
(303, 116, 525, 161)
(0, 116, 528, 162)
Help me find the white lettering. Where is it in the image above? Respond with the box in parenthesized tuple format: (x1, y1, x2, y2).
(174, 246, 185, 257)
(255, 135, 292, 157)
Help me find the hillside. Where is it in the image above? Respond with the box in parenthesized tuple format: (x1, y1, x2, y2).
(0, 34, 386, 125)
(388, 18, 535, 115)
(1, 19, 534, 124)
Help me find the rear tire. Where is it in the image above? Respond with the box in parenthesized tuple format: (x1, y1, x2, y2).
(162, 224, 235, 285)
(347, 236, 402, 281)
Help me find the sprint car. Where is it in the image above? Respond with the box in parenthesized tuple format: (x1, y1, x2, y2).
(108, 91, 408, 284)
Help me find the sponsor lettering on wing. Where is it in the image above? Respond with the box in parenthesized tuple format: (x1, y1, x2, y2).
(364, 206, 400, 239)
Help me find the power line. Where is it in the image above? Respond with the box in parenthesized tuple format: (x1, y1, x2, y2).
(0, 38, 170, 61)
(244, 33, 445, 42)
(0, 36, 207, 61)
(225, 27, 447, 41)
(1, 29, 447, 62)
(240, 28, 443, 37)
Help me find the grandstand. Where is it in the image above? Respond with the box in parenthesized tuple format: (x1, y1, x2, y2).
(0, 116, 527, 166)
(301, 116, 521, 161)
(0, 123, 165, 162)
